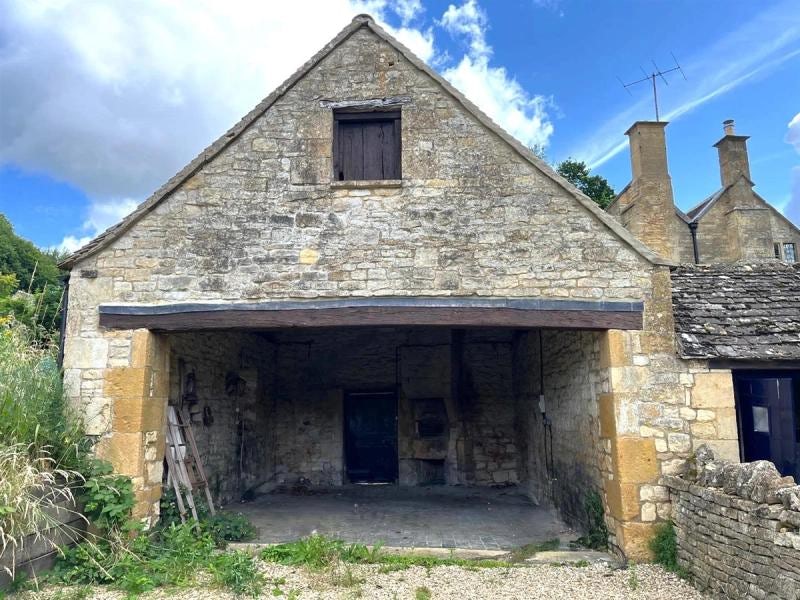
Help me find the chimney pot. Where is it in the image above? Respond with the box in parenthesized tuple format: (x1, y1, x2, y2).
(723, 119, 735, 135)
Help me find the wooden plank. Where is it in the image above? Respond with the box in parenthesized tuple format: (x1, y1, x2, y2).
(164, 436, 188, 524)
(338, 122, 364, 180)
(100, 306, 643, 332)
(167, 407, 199, 521)
(321, 97, 410, 109)
(362, 121, 384, 180)
(390, 118, 401, 179)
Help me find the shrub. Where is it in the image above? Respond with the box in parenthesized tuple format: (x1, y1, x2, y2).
(52, 523, 265, 597)
(649, 521, 690, 578)
(77, 458, 135, 533)
(158, 488, 257, 545)
(205, 511, 257, 544)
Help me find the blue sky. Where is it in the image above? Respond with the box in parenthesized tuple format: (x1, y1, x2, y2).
(1, 0, 799, 251)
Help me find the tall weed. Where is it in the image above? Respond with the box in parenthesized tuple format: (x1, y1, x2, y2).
(0, 324, 83, 463)
(0, 445, 85, 578)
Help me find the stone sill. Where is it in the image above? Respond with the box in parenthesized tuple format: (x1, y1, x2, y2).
(330, 179, 403, 190)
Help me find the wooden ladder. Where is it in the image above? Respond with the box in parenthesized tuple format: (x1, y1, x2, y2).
(165, 406, 215, 523)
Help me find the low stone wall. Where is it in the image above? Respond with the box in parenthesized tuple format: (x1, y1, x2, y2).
(664, 445, 800, 598)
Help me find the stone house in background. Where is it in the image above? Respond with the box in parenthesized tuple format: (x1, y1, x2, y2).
(58, 14, 800, 560)
(608, 120, 800, 265)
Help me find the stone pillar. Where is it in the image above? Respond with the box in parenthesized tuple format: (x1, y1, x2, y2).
(599, 330, 660, 560)
(598, 267, 684, 560)
(598, 267, 739, 560)
(96, 329, 170, 523)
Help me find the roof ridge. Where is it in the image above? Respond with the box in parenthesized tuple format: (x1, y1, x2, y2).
(61, 15, 671, 269)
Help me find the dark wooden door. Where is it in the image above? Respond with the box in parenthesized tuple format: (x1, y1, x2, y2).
(336, 118, 400, 181)
(735, 372, 799, 479)
(344, 391, 398, 483)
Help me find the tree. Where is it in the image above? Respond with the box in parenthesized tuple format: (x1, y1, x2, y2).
(556, 159, 616, 210)
(0, 214, 65, 335)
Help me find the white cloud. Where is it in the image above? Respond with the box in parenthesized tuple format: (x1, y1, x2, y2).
(58, 198, 139, 252)
(787, 112, 800, 153)
(785, 113, 800, 225)
(440, 0, 491, 59)
(385, 25, 435, 62)
(1, 0, 554, 253)
(444, 56, 554, 150)
(569, 0, 800, 169)
(439, 0, 554, 149)
(394, 0, 424, 25)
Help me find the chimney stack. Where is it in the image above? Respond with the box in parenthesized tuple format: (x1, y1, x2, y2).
(714, 119, 751, 188)
(626, 121, 670, 182)
(621, 121, 677, 261)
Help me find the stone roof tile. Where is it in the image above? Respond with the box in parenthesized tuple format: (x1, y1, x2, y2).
(671, 262, 800, 360)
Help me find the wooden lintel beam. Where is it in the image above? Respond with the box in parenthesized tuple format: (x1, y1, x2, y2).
(99, 306, 642, 332)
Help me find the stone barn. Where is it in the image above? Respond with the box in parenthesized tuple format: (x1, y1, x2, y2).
(60, 15, 744, 559)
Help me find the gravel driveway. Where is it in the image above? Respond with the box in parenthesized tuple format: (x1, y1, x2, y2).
(23, 561, 705, 599)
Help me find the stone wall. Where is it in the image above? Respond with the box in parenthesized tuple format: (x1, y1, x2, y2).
(665, 445, 800, 598)
(691, 180, 798, 265)
(673, 214, 695, 265)
(511, 331, 546, 504)
(167, 332, 274, 504)
(167, 327, 526, 494)
(771, 210, 800, 260)
(596, 266, 742, 559)
(543, 330, 607, 527)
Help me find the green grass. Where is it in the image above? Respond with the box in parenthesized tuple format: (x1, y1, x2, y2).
(0, 324, 91, 582)
(415, 586, 432, 600)
(208, 550, 264, 596)
(260, 534, 513, 572)
(159, 488, 257, 545)
(332, 566, 366, 588)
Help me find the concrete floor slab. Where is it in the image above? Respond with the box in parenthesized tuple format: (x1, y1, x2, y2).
(234, 485, 576, 550)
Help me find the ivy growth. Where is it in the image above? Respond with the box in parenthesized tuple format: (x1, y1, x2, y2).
(578, 490, 609, 550)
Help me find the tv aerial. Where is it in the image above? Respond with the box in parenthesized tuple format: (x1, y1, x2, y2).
(618, 53, 687, 121)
